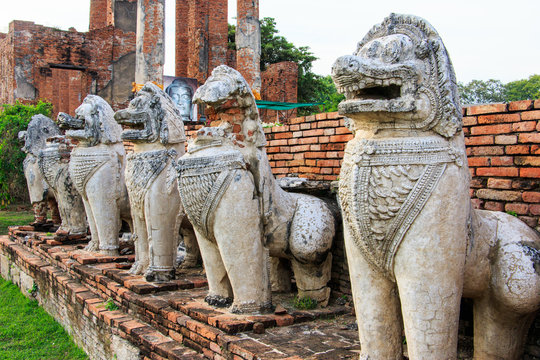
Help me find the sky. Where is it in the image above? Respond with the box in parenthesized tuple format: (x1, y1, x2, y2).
(1, 0, 538, 84)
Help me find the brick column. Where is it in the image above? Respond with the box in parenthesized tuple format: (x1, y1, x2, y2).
(175, 0, 189, 77)
(236, 0, 261, 95)
(89, 0, 113, 31)
(135, 0, 165, 85)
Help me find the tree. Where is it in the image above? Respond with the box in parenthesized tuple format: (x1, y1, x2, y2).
(505, 75, 540, 102)
(458, 75, 540, 105)
(229, 18, 342, 115)
(0, 101, 52, 206)
(458, 79, 507, 105)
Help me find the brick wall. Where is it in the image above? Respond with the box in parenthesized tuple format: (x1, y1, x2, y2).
(260, 61, 298, 123)
(464, 100, 540, 231)
(0, 17, 135, 117)
(176, 0, 228, 85)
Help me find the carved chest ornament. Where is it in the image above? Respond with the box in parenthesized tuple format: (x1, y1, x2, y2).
(69, 150, 112, 196)
(125, 149, 178, 212)
(339, 137, 464, 279)
(176, 151, 247, 240)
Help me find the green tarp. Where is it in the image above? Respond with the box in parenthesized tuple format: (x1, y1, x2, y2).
(255, 100, 322, 110)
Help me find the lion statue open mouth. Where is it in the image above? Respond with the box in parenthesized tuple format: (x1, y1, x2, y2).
(332, 13, 540, 360)
(58, 95, 131, 255)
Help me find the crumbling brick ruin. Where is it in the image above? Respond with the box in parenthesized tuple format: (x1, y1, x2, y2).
(0, 0, 137, 118)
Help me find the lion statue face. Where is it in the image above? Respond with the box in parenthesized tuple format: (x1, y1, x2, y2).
(115, 82, 186, 145)
(19, 114, 61, 156)
(58, 95, 122, 147)
(332, 13, 462, 138)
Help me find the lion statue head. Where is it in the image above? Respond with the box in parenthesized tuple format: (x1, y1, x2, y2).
(58, 95, 122, 147)
(331, 13, 462, 138)
(114, 82, 186, 145)
(19, 114, 61, 156)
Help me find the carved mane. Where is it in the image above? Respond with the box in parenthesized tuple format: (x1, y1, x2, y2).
(83, 95, 122, 144)
(356, 13, 462, 138)
(22, 114, 60, 156)
(139, 82, 186, 144)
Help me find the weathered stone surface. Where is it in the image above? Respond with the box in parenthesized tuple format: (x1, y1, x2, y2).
(19, 115, 61, 225)
(58, 95, 131, 255)
(332, 13, 540, 360)
(135, 0, 164, 85)
(37, 134, 87, 236)
(115, 83, 186, 282)
(177, 65, 335, 314)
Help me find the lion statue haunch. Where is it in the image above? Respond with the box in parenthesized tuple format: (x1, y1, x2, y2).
(19, 115, 61, 226)
(37, 134, 87, 235)
(332, 13, 540, 359)
(58, 95, 131, 255)
(176, 65, 335, 314)
(114, 83, 186, 282)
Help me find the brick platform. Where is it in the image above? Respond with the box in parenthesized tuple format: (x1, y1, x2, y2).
(1, 228, 361, 359)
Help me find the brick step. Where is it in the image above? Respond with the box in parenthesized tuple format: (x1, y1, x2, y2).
(4, 228, 362, 359)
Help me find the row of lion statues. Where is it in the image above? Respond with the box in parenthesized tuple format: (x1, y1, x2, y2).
(18, 13, 539, 360)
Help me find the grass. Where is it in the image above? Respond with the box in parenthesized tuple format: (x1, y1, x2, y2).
(0, 207, 34, 235)
(0, 278, 88, 359)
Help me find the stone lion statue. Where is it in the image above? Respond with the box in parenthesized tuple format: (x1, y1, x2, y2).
(58, 95, 131, 255)
(114, 83, 186, 282)
(19, 115, 61, 227)
(332, 13, 540, 359)
(37, 133, 87, 236)
(176, 65, 335, 314)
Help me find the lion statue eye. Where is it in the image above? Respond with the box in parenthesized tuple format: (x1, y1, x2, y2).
(367, 42, 380, 58)
(382, 40, 402, 63)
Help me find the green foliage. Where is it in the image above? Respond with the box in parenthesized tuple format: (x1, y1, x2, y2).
(506, 210, 518, 217)
(105, 298, 119, 311)
(0, 209, 35, 235)
(458, 79, 507, 105)
(505, 75, 540, 102)
(458, 75, 540, 105)
(293, 295, 317, 310)
(27, 283, 38, 297)
(229, 18, 342, 115)
(0, 101, 53, 207)
(0, 278, 87, 359)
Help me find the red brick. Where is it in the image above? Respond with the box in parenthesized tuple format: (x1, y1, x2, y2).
(512, 121, 536, 132)
(508, 100, 533, 111)
(272, 153, 293, 160)
(477, 113, 520, 124)
(494, 135, 517, 145)
(535, 100, 540, 109)
(470, 124, 512, 135)
(518, 216, 538, 228)
(467, 157, 490, 167)
(522, 191, 540, 203)
(318, 136, 330, 143)
(462, 116, 477, 126)
(300, 123, 311, 130)
(521, 110, 540, 121)
(476, 189, 521, 202)
(323, 128, 335, 136)
(292, 131, 303, 138)
(329, 134, 353, 143)
(519, 133, 540, 143)
(317, 159, 340, 167)
(487, 178, 512, 189)
(514, 156, 540, 166)
(335, 127, 352, 135)
(484, 201, 504, 211)
(274, 132, 292, 139)
(315, 112, 328, 120)
(490, 156, 514, 166)
(299, 137, 318, 145)
(532, 145, 540, 155)
(505, 203, 529, 215)
(529, 204, 540, 215)
(466, 103, 507, 115)
(506, 145, 530, 154)
(476, 167, 518, 177)
(304, 152, 326, 159)
(465, 136, 493, 146)
(317, 120, 340, 128)
(275, 315, 294, 326)
(470, 146, 504, 156)
(520, 168, 540, 178)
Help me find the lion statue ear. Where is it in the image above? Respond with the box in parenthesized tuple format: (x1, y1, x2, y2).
(151, 95, 160, 106)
